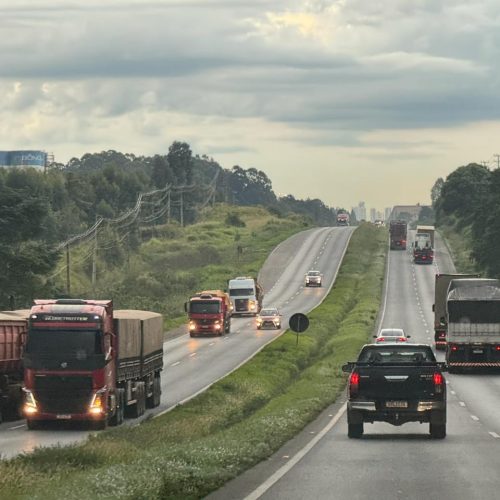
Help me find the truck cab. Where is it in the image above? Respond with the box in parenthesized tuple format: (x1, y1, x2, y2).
(228, 277, 263, 316)
(185, 293, 231, 337)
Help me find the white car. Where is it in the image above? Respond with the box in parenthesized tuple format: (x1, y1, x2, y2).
(256, 307, 282, 329)
(305, 270, 322, 287)
(373, 328, 411, 344)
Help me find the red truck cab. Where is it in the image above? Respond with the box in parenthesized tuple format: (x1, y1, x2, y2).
(185, 293, 231, 337)
(23, 299, 115, 429)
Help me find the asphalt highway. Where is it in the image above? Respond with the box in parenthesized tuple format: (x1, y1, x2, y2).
(0, 226, 354, 459)
(212, 230, 500, 500)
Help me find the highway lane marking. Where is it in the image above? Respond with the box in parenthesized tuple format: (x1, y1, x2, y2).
(244, 403, 347, 500)
(9, 424, 26, 430)
(189, 352, 197, 357)
(459, 401, 466, 407)
(489, 432, 500, 439)
(209, 342, 215, 346)
(171, 361, 181, 367)
(450, 390, 456, 395)
(471, 415, 480, 421)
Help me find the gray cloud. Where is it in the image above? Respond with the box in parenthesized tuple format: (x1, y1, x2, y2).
(1, 0, 499, 153)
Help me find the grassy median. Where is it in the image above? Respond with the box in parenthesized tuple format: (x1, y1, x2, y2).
(0, 224, 387, 499)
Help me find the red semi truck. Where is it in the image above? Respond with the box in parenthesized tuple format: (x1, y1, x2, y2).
(0, 310, 29, 422)
(185, 291, 231, 337)
(389, 221, 407, 250)
(23, 299, 163, 429)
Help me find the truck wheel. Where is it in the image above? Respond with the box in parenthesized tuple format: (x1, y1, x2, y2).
(147, 375, 161, 408)
(430, 423, 446, 439)
(126, 382, 145, 418)
(110, 389, 125, 426)
(225, 319, 231, 334)
(348, 422, 364, 438)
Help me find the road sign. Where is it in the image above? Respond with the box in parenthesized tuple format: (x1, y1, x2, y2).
(289, 313, 309, 333)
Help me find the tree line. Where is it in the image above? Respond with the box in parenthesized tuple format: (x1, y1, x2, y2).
(433, 162, 500, 277)
(0, 141, 339, 308)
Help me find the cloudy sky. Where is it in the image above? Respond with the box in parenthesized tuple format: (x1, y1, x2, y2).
(1, 0, 500, 210)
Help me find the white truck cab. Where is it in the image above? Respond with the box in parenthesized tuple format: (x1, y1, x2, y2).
(228, 277, 262, 316)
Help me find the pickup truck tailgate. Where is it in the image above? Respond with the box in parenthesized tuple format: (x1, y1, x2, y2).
(356, 365, 440, 400)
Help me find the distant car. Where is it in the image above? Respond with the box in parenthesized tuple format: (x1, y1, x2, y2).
(374, 328, 410, 343)
(256, 307, 282, 329)
(305, 270, 322, 287)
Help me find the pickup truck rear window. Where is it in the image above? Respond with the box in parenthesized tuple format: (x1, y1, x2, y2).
(358, 346, 436, 364)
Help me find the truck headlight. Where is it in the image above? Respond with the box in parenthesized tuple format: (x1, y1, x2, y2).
(89, 389, 106, 415)
(23, 389, 38, 415)
(250, 301, 256, 310)
(189, 321, 196, 331)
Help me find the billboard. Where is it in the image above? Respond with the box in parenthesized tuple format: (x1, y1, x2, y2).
(0, 150, 47, 168)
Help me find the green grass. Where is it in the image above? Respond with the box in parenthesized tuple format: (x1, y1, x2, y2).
(0, 224, 387, 499)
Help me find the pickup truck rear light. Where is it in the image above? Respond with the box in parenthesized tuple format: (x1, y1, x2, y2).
(399, 337, 406, 342)
(433, 372, 444, 393)
(495, 346, 500, 352)
(377, 337, 384, 342)
(450, 345, 458, 351)
(349, 372, 360, 397)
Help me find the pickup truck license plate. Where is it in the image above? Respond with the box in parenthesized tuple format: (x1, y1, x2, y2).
(56, 414, 72, 420)
(386, 401, 408, 408)
(473, 349, 484, 354)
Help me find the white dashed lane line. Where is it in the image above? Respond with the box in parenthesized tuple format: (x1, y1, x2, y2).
(171, 361, 181, 367)
(489, 432, 500, 439)
(189, 352, 197, 357)
(9, 424, 26, 430)
(459, 401, 466, 407)
(471, 415, 480, 422)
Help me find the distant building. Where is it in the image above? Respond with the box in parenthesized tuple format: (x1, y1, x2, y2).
(384, 207, 392, 221)
(352, 201, 367, 221)
(370, 208, 377, 223)
(0, 150, 48, 169)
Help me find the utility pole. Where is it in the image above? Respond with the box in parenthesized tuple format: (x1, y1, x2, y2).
(66, 244, 71, 295)
(180, 190, 184, 227)
(92, 228, 97, 290)
(494, 154, 500, 169)
(167, 190, 171, 224)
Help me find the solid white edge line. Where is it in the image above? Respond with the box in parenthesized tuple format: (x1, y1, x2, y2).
(489, 432, 500, 439)
(8, 424, 26, 430)
(244, 403, 347, 500)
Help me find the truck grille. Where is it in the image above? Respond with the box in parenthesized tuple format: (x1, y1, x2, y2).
(235, 299, 249, 312)
(34, 375, 93, 414)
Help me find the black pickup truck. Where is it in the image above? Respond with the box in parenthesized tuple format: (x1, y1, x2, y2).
(342, 344, 447, 439)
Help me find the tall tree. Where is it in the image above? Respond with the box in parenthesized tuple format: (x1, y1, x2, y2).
(167, 142, 193, 185)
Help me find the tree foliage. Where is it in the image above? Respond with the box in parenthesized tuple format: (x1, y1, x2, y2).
(434, 163, 500, 277)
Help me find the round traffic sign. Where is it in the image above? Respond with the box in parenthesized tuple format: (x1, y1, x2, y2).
(288, 313, 309, 333)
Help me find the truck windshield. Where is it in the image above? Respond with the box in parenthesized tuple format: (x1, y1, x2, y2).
(26, 329, 103, 359)
(190, 301, 221, 314)
(229, 288, 254, 296)
(448, 301, 500, 323)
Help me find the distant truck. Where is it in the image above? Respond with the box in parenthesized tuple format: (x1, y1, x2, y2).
(445, 279, 500, 371)
(23, 299, 163, 429)
(389, 221, 407, 250)
(0, 310, 29, 422)
(185, 290, 231, 337)
(416, 225, 435, 247)
(336, 213, 350, 226)
(433, 274, 479, 350)
(228, 277, 263, 316)
(413, 234, 434, 264)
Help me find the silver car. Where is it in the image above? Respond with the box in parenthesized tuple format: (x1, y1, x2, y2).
(305, 270, 322, 287)
(256, 307, 282, 329)
(374, 328, 411, 344)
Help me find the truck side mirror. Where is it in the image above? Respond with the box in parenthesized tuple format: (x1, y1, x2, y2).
(432, 304, 435, 312)
(184, 302, 188, 312)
